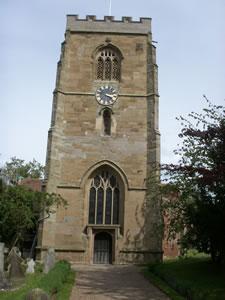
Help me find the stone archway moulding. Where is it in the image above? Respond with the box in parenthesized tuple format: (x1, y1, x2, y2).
(80, 160, 129, 190)
(91, 43, 124, 60)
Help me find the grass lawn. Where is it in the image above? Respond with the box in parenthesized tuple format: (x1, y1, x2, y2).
(143, 268, 185, 300)
(0, 273, 43, 300)
(0, 261, 75, 300)
(145, 257, 225, 300)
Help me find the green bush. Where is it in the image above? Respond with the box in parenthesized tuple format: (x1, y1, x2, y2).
(38, 260, 73, 297)
(34, 262, 44, 273)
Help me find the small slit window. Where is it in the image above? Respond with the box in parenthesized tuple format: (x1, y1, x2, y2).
(103, 109, 111, 136)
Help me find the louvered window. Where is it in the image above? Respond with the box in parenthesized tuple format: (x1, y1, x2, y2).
(96, 47, 121, 81)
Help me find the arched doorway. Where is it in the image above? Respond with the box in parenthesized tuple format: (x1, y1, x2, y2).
(94, 232, 112, 264)
(85, 164, 126, 264)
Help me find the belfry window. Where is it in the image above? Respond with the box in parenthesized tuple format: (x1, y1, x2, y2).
(96, 47, 121, 81)
(88, 170, 120, 225)
(103, 109, 111, 136)
(96, 57, 104, 80)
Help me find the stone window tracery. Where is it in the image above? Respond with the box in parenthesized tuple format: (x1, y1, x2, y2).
(112, 58, 120, 81)
(95, 47, 121, 81)
(96, 57, 104, 80)
(105, 58, 112, 80)
(88, 170, 120, 225)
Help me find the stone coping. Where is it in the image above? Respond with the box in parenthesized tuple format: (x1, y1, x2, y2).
(54, 89, 159, 98)
(120, 250, 163, 254)
(36, 246, 85, 252)
(66, 15, 151, 35)
(87, 224, 120, 229)
(57, 184, 147, 191)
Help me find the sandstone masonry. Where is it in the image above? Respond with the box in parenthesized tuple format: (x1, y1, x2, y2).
(37, 15, 162, 264)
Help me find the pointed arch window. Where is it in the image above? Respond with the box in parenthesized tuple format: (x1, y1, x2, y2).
(88, 170, 120, 225)
(95, 47, 121, 81)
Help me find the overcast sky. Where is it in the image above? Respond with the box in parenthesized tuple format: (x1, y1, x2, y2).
(1, 0, 225, 166)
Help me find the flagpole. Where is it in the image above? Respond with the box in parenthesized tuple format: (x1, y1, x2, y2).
(109, 0, 112, 15)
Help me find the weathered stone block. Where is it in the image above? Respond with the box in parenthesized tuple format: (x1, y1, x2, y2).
(38, 15, 162, 264)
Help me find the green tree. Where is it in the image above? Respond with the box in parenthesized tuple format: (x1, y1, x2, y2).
(1, 157, 44, 183)
(0, 184, 67, 249)
(163, 97, 225, 264)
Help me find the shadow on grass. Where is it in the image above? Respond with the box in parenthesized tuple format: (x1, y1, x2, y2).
(147, 257, 225, 300)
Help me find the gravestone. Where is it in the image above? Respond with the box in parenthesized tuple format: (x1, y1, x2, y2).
(25, 288, 50, 300)
(0, 243, 11, 290)
(0, 271, 11, 290)
(7, 247, 24, 280)
(0, 243, 4, 272)
(26, 258, 35, 274)
(43, 248, 55, 274)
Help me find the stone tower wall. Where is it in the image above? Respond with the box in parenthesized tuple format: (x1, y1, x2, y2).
(38, 15, 162, 264)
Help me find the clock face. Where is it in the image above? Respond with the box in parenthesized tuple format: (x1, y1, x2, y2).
(95, 85, 118, 105)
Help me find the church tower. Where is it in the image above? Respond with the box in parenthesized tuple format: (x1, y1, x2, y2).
(38, 15, 162, 264)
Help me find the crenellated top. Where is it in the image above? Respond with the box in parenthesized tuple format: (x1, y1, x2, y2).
(66, 15, 151, 35)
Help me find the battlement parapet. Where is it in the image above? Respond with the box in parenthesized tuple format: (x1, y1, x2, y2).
(66, 15, 151, 34)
